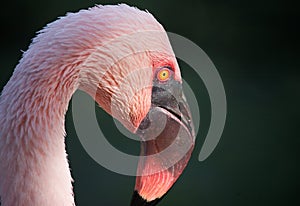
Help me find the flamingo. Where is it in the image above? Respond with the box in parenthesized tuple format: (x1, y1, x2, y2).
(0, 4, 195, 206)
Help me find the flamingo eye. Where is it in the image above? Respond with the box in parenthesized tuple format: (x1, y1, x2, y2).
(157, 68, 170, 82)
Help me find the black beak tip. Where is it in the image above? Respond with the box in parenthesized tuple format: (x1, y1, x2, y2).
(130, 191, 162, 206)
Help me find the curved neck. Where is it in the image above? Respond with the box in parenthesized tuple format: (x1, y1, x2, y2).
(0, 5, 173, 206)
(0, 59, 79, 205)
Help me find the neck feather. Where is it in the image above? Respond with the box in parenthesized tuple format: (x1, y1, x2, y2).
(0, 52, 80, 205)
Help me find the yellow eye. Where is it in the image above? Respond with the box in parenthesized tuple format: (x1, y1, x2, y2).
(157, 68, 170, 81)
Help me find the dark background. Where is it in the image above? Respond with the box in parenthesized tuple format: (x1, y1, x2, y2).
(0, 0, 299, 205)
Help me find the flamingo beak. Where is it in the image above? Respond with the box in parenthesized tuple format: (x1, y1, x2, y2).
(131, 78, 195, 206)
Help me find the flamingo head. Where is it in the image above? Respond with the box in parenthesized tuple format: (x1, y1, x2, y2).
(94, 49, 194, 206)
(76, 5, 195, 205)
(87, 48, 195, 206)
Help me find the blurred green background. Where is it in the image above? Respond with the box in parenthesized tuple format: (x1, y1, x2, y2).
(0, 0, 299, 205)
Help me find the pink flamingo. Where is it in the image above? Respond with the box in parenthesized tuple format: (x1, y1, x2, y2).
(0, 4, 194, 206)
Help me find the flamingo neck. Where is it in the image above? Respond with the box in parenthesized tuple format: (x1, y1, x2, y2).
(0, 58, 79, 205)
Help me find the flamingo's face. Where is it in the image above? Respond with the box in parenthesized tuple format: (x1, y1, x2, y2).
(131, 66, 195, 206)
(87, 30, 194, 205)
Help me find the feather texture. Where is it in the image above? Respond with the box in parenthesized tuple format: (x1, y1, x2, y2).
(0, 4, 179, 206)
